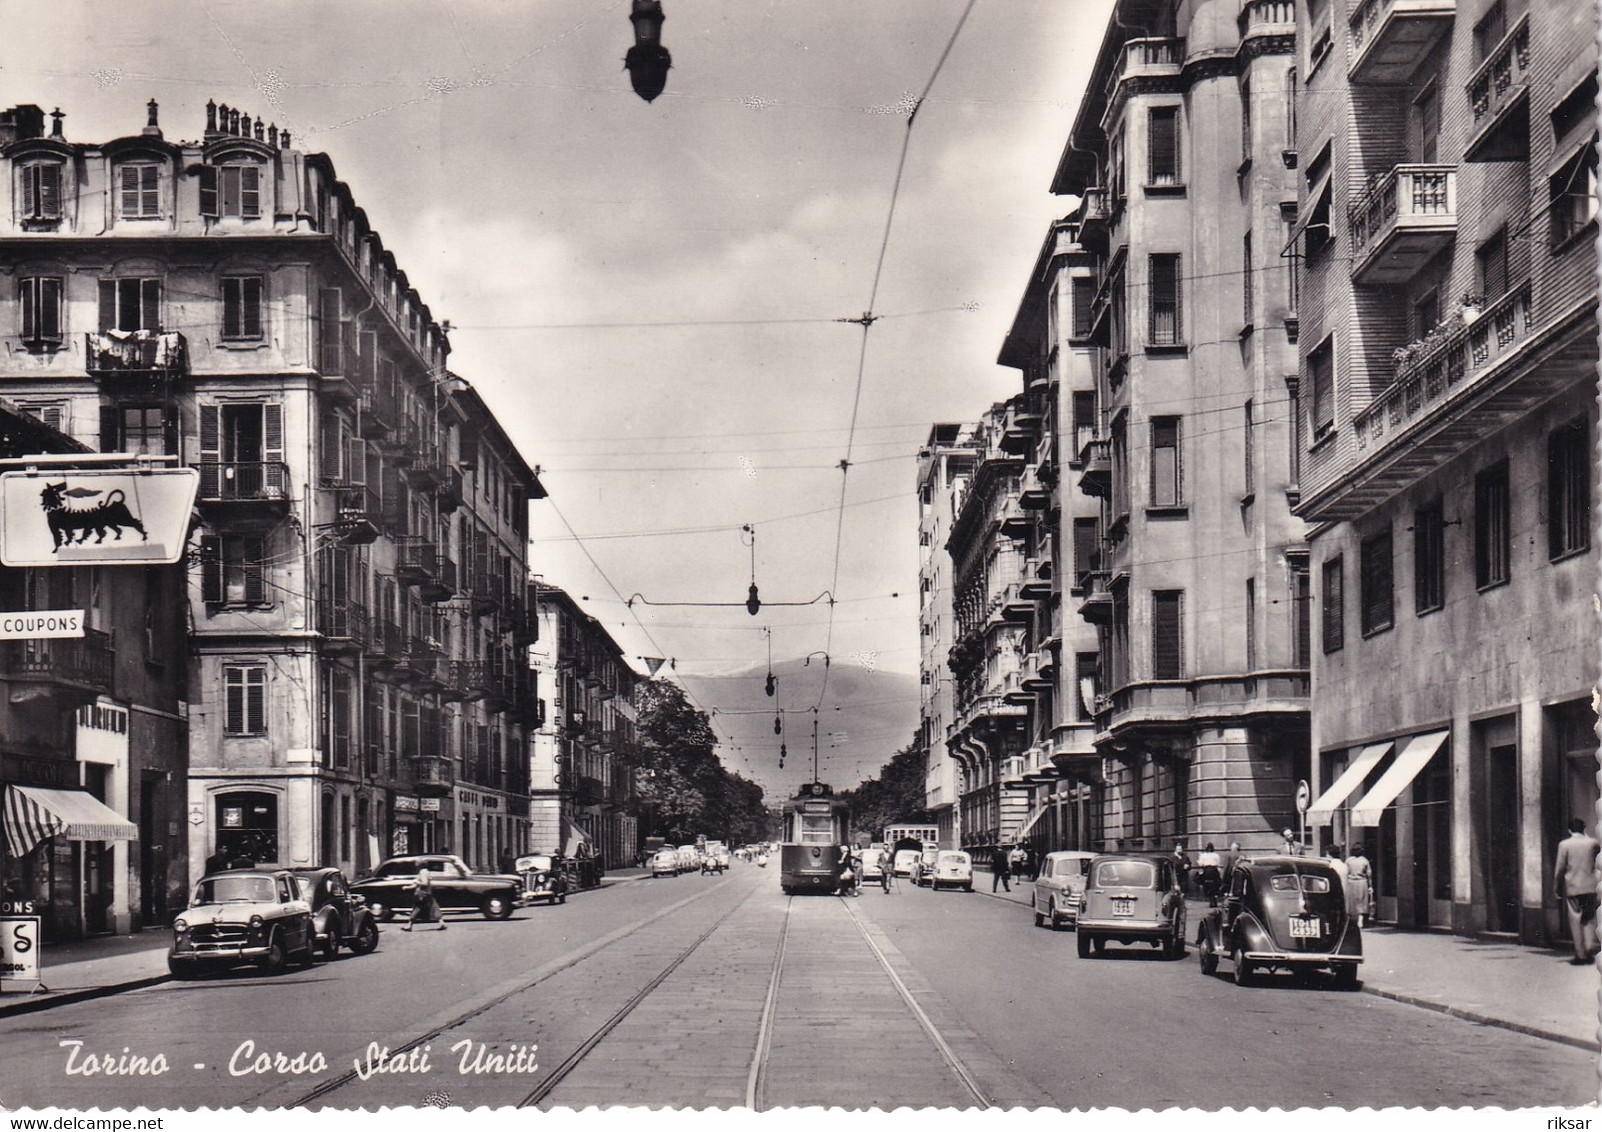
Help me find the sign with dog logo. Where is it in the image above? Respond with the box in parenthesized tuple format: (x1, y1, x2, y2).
(0, 469, 198, 566)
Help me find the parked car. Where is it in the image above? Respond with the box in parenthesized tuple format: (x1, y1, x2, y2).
(1196, 855, 1362, 988)
(892, 848, 922, 878)
(514, 854, 570, 904)
(649, 848, 682, 877)
(911, 845, 940, 886)
(350, 854, 521, 921)
(168, 869, 317, 978)
(677, 845, 701, 873)
(1031, 850, 1097, 930)
(929, 850, 974, 892)
(1075, 854, 1187, 959)
(287, 867, 379, 960)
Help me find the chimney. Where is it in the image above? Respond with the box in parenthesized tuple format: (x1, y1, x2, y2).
(48, 108, 64, 139)
(205, 99, 218, 139)
(0, 105, 43, 146)
(142, 98, 161, 138)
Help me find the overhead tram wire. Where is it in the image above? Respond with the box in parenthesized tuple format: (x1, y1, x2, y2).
(814, 0, 979, 718)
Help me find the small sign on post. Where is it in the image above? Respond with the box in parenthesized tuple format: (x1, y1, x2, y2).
(0, 468, 199, 567)
(0, 913, 43, 994)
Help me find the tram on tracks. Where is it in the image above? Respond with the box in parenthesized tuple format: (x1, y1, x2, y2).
(779, 782, 850, 894)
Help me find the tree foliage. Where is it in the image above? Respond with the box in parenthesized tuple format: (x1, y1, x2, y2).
(836, 740, 931, 843)
(632, 680, 770, 846)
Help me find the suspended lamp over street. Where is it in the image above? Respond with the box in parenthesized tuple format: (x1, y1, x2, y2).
(625, 0, 671, 103)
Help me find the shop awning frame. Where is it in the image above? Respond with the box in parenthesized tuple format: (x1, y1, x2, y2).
(1307, 741, 1394, 825)
(4, 784, 138, 858)
(1350, 730, 1451, 827)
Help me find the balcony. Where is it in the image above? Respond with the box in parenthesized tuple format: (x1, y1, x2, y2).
(1076, 437, 1111, 497)
(1, 628, 114, 704)
(997, 491, 1031, 536)
(405, 639, 447, 692)
(196, 462, 291, 511)
(364, 618, 406, 670)
(1000, 581, 1034, 622)
(1464, 14, 1530, 163)
(573, 775, 604, 807)
(1076, 187, 1110, 253)
(1239, 0, 1296, 44)
(328, 484, 380, 545)
(1348, 165, 1457, 286)
(1019, 566, 1052, 600)
(1102, 38, 1185, 123)
(317, 600, 369, 654)
(409, 754, 454, 798)
(1018, 465, 1051, 510)
(1000, 755, 1027, 786)
(84, 330, 188, 381)
(1021, 651, 1052, 693)
(1000, 403, 1042, 455)
(1077, 571, 1114, 625)
(470, 573, 502, 616)
(437, 466, 464, 513)
(357, 386, 396, 438)
(394, 538, 437, 587)
(402, 454, 444, 490)
(1347, 0, 1454, 84)
(454, 659, 491, 701)
(422, 555, 457, 604)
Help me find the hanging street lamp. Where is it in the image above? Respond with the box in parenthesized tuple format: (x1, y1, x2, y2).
(625, 0, 671, 103)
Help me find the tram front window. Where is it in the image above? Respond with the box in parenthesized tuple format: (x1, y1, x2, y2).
(798, 815, 837, 844)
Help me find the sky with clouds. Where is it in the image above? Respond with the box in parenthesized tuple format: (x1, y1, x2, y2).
(0, 0, 1111, 796)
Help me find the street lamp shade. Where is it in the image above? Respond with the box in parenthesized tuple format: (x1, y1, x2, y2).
(626, 1, 671, 103)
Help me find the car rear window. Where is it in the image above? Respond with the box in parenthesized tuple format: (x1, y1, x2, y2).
(1269, 873, 1332, 894)
(1094, 860, 1155, 887)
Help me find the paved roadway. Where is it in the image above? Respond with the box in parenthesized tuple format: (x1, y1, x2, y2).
(0, 861, 1591, 1111)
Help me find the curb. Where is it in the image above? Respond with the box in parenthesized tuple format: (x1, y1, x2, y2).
(0, 973, 170, 1019)
(1357, 983, 1600, 1053)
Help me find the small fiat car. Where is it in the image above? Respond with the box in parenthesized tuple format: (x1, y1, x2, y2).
(1196, 855, 1362, 988)
(168, 869, 317, 978)
(649, 848, 682, 877)
(1032, 850, 1097, 930)
(287, 867, 379, 960)
(892, 848, 922, 878)
(929, 849, 974, 892)
(1075, 854, 1187, 959)
(515, 854, 570, 904)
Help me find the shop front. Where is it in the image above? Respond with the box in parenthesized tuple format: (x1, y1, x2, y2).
(3, 774, 137, 943)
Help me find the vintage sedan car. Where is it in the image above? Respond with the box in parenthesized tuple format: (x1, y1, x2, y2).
(649, 848, 682, 877)
(514, 854, 570, 904)
(892, 848, 922, 879)
(910, 844, 940, 886)
(1076, 854, 1187, 959)
(858, 845, 887, 882)
(350, 854, 521, 921)
(929, 849, 974, 892)
(287, 867, 379, 960)
(1196, 855, 1362, 988)
(1032, 850, 1097, 930)
(168, 869, 317, 978)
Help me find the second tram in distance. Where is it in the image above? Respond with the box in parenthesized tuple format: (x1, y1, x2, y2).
(779, 783, 850, 894)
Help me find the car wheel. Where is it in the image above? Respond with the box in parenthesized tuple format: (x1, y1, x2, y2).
(1232, 946, 1253, 986)
(350, 919, 379, 955)
(1198, 933, 1218, 975)
(1033, 895, 1045, 927)
(1093, 936, 1105, 956)
(1167, 932, 1185, 960)
(1333, 963, 1359, 991)
(320, 931, 340, 962)
(482, 893, 513, 920)
(557, 892, 567, 904)
(367, 900, 393, 923)
(258, 934, 287, 975)
(1077, 932, 1092, 959)
(295, 933, 317, 967)
(964, 884, 972, 892)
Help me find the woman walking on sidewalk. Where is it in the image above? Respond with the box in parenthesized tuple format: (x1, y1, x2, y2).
(1345, 843, 1373, 929)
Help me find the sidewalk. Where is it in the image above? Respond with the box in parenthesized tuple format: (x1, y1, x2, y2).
(977, 872, 1600, 1051)
(0, 867, 653, 1019)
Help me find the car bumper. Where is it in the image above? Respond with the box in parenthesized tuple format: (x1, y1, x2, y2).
(1076, 917, 1172, 937)
(170, 943, 271, 962)
(1243, 948, 1361, 966)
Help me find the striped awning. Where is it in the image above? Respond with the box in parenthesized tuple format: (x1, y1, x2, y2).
(562, 820, 592, 858)
(4, 785, 138, 858)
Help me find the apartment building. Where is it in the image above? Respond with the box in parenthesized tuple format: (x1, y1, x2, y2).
(531, 583, 639, 869)
(1291, 0, 1597, 944)
(0, 98, 546, 887)
(1049, 0, 1313, 851)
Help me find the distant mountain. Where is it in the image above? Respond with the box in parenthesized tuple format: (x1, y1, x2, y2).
(675, 656, 919, 803)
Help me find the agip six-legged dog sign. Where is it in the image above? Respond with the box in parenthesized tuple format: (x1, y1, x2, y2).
(0, 468, 198, 567)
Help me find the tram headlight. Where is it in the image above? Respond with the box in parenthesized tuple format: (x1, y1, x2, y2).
(810, 847, 820, 860)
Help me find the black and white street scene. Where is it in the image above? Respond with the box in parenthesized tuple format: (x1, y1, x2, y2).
(0, 0, 1596, 1124)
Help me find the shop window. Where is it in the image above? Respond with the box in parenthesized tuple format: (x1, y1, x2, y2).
(215, 791, 278, 865)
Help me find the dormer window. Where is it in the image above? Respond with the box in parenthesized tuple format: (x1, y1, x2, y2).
(199, 163, 261, 219)
(119, 163, 161, 219)
(19, 162, 62, 221)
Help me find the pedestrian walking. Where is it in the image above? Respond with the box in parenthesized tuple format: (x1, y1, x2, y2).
(991, 845, 1012, 893)
(1344, 843, 1373, 928)
(1553, 818, 1600, 964)
(877, 846, 894, 893)
(1172, 843, 1192, 894)
(402, 865, 446, 931)
(1323, 843, 1346, 901)
(1195, 842, 1223, 907)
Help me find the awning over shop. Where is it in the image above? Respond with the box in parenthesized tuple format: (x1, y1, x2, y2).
(563, 820, 592, 858)
(1350, 731, 1450, 827)
(1307, 741, 1394, 825)
(4, 784, 138, 858)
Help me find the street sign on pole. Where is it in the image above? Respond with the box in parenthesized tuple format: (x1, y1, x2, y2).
(0, 468, 198, 566)
(1295, 780, 1311, 814)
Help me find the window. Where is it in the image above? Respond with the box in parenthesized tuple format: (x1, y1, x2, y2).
(1548, 416, 1591, 559)
(224, 665, 267, 735)
(1148, 106, 1181, 186)
(1413, 81, 1440, 164)
(1289, 556, 1311, 666)
(1245, 578, 1257, 670)
(1072, 391, 1096, 457)
(1413, 289, 1441, 341)
(1309, 23, 1333, 73)
(1110, 415, 1129, 523)
(1150, 417, 1182, 506)
(1359, 528, 1394, 636)
(1281, 203, 1301, 315)
(1148, 255, 1182, 346)
(18, 276, 62, 347)
(222, 276, 264, 340)
(1240, 78, 1252, 162)
(1474, 460, 1510, 589)
(1242, 232, 1254, 327)
(1071, 276, 1095, 339)
(1473, 0, 1506, 64)
(1287, 378, 1303, 485)
(98, 278, 161, 333)
(1321, 556, 1344, 653)
(1073, 518, 1099, 588)
(102, 405, 173, 456)
(1308, 337, 1334, 441)
(1303, 180, 1332, 259)
(1243, 400, 1255, 495)
(1477, 228, 1508, 302)
(1414, 498, 1445, 614)
(1151, 590, 1183, 679)
(19, 162, 61, 220)
(325, 669, 352, 770)
(1075, 653, 1099, 721)
(1550, 147, 1598, 248)
(199, 164, 262, 219)
(202, 533, 267, 606)
(118, 163, 160, 218)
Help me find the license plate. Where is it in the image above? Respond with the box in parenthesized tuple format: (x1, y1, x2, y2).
(1111, 897, 1134, 916)
(1289, 916, 1321, 938)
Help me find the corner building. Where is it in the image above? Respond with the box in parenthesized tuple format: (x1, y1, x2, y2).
(1292, 0, 1597, 944)
(1051, 0, 1313, 851)
(0, 99, 546, 887)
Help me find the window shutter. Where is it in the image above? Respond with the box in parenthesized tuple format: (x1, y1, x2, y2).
(242, 276, 262, 338)
(318, 289, 344, 374)
(37, 164, 60, 217)
(22, 166, 38, 217)
(1152, 591, 1183, 679)
(319, 414, 343, 483)
(201, 535, 223, 603)
(247, 670, 266, 733)
(163, 409, 180, 456)
(244, 535, 266, 606)
(38, 278, 60, 340)
(120, 166, 140, 217)
(98, 279, 116, 333)
(240, 165, 260, 218)
(141, 279, 161, 332)
(139, 165, 158, 216)
(1149, 107, 1179, 185)
(100, 405, 120, 453)
(198, 404, 221, 496)
(198, 166, 218, 217)
(263, 403, 285, 495)
(347, 437, 366, 485)
(20, 278, 37, 341)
